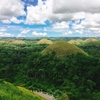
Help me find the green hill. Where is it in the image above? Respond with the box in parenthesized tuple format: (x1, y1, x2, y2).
(36, 38, 53, 45)
(41, 41, 88, 58)
(0, 79, 45, 100)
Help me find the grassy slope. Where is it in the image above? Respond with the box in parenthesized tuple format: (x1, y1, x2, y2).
(41, 41, 88, 57)
(0, 79, 45, 100)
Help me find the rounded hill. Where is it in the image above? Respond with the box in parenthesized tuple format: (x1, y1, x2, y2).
(84, 38, 98, 43)
(68, 39, 84, 45)
(36, 38, 53, 45)
(41, 41, 88, 58)
(76, 39, 84, 43)
(7, 40, 26, 44)
(68, 40, 80, 45)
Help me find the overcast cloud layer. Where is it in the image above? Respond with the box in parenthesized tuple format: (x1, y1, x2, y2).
(0, 0, 100, 37)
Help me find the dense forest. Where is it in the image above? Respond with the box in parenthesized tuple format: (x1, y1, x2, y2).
(0, 38, 100, 100)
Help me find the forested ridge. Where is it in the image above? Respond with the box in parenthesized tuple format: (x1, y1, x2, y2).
(0, 39, 100, 100)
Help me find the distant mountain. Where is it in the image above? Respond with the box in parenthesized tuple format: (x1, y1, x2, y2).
(41, 41, 88, 58)
(36, 38, 53, 44)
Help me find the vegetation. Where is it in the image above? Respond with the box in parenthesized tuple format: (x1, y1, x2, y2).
(0, 38, 100, 100)
(0, 79, 45, 100)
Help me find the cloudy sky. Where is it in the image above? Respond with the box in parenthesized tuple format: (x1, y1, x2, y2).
(0, 0, 100, 37)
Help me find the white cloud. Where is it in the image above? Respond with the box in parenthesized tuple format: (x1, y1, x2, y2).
(25, 0, 100, 25)
(72, 12, 85, 20)
(17, 29, 30, 37)
(81, 13, 100, 27)
(75, 30, 83, 35)
(26, 1, 47, 24)
(0, 0, 100, 37)
(72, 23, 84, 30)
(62, 30, 73, 36)
(10, 17, 23, 24)
(17, 34, 25, 37)
(0, 32, 14, 37)
(0, 27, 7, 31)
(1, 20, 11, 24)
(53, 0, 100, 14)
(49, 13, 73, 22)
(26, 6, 44, 24)
(26, 0, 53, 24)
(90, 28, 100, 32)
(71, 13, 100, 35)
(44, 28, 47, 31)
(20, 29, 30, 34)
(0, 0, 25, 20)
(52, 21, 69, 29)
(32, 31, 47, 36)
(89, 28, 100, 33)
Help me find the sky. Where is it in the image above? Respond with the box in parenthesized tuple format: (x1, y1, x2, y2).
(0, 0, 100, 37)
